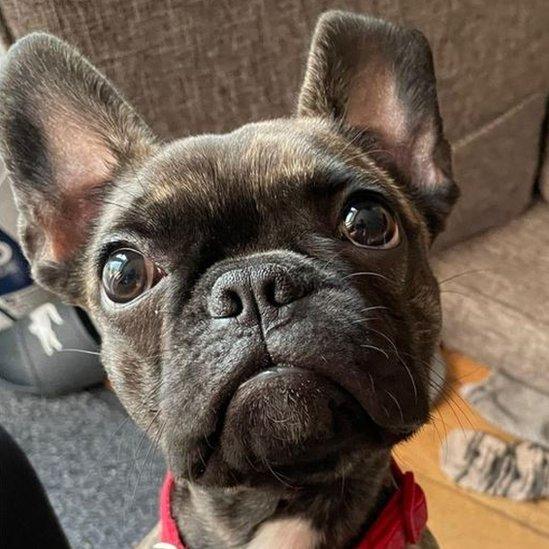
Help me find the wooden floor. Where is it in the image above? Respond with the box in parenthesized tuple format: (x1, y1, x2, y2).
(397, 349, 549, 548)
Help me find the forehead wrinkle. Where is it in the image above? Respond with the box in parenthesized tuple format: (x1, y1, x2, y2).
(238, 128, 316, 190)
(159, 126, 324, 225)
(140, 144, 223, 220)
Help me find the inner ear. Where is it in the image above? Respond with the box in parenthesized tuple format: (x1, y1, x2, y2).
(26, 110, 118, 263)
(0, 33, 155, 297)
(297, 11, 459, 237)
(44, 111, 117, 196)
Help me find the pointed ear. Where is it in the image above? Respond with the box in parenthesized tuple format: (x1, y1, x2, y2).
(298, 11, 459, 237)
(0, 33, 156, 298)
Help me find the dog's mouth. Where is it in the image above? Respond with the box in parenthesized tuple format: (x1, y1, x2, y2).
(181, 365, 419, 486)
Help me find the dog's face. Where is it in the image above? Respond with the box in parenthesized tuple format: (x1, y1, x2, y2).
(0, 12, 457, 488)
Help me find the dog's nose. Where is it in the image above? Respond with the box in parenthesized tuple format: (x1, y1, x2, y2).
(208, 264, 309, 322)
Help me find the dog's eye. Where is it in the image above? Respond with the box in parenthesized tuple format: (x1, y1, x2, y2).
(339, 198, 400, 249)
(102, 249, 164, 303)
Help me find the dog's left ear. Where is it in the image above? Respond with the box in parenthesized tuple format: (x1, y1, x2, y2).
(298, 11, 459, 237)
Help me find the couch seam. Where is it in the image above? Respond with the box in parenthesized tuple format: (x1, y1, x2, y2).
(453, 92, 544, 150)
(444, 279, 549, 329)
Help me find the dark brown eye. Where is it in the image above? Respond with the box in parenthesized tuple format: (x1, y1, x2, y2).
(340, 198, 400, 249)
(102, 249, 164, 303)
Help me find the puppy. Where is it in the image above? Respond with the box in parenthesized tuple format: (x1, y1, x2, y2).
(0, 11, 458, 548)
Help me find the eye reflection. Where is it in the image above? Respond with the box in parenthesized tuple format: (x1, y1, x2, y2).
(102, 248, 162, 303)
(340, 198, 400, 249)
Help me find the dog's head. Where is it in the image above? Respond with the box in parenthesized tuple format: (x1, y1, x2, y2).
(0, 12, 457, 488)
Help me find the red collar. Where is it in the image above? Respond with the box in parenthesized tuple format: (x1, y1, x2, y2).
(158, 460, 427, 549)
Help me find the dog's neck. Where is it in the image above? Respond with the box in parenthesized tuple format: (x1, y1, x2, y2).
(171, 451, 393, 548)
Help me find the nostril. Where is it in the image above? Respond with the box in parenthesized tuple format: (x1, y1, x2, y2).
(263, 279, 277, 306)
(222, 290, 243, 317)
(209, 264, 312, 320)
(209, 286, 244, 318)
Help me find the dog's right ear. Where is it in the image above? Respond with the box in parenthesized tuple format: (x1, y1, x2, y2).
(0, 33, 155, 299)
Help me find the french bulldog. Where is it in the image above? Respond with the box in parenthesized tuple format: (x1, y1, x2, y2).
(0, 10, 458, 548)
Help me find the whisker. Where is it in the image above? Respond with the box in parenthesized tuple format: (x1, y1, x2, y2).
(342, 271, 395, 284)
(384, 390, 404, 422)
(359, 305, 389, 313)
(364, 326, 418, 402)
(125, 408, 163, 496)
(262, 458, 295, 488)
(408, 351, 476, 432)
(127, 427, 163, 514)
(59, 348, 101, 356)
(361, 343, 389, 360)
(368, 373, 376, 394)
(428, 408, 444, 447)
(84, 415, 134, 481)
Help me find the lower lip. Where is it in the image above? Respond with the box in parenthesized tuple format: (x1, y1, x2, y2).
(237, 365, 416, 445)
(239, 365, 302, 386)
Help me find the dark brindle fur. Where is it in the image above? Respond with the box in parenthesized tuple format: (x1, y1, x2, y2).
(0, 11, 457, 548)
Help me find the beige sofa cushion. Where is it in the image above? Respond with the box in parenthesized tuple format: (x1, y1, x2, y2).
(434, 201, 549, 391)
(435, 94, 545, 249)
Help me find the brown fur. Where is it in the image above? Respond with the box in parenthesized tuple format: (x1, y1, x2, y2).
(0, 11, 456, 548)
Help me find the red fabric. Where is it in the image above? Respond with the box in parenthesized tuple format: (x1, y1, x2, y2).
(355, 461, 428, 548)
(159, 460, 427, 549)
(159, 472, 185, 549)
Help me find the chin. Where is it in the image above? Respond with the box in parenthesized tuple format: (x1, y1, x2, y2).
(168, 365, 423, 488)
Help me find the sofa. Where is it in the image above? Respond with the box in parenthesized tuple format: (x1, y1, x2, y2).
(0, 0, 548, 416)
